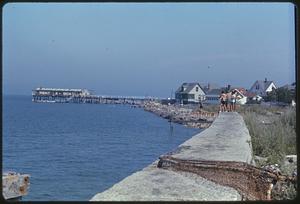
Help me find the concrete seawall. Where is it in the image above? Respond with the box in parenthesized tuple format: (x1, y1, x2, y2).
(168, 112, 254, 164)
(91, 112, 254, 201)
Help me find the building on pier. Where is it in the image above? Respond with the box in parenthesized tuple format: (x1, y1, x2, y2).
(32, 87, 91, 103)
(32, 87, 91, 97)
(31, 87, 152, 105)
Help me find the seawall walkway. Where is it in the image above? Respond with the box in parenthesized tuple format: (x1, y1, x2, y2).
(90, 112, 255, 201)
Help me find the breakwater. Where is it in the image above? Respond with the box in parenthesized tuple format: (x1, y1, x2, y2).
(32, 87, 216, 129)
(32, 88, 217, 129)
(143, 101, 217, 129)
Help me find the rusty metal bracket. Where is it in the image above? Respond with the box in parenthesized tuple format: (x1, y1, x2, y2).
(2, 172, 30, 200)
(157, 155, 296, 200)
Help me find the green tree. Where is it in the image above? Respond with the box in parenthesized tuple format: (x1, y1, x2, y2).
(264, 87, 294, 103)
(264, 90, 277, 102)
(276, 87, 293, 103)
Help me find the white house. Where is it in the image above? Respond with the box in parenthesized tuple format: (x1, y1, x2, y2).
(175, 82, 206, 104)
(233, 89, 247, 105)
(249, 78, 277, 97)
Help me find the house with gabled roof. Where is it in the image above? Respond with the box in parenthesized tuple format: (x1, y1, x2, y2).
(203, 88, 225, 104)
(203, 84, 248, 105)
(205, 88, 248, 105)
(232, 88, 247, 105)
(248, 78, 277, 97)
(175, 82, 205, 104)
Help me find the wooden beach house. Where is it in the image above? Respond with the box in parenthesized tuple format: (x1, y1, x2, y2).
(175, 83, 206, 104)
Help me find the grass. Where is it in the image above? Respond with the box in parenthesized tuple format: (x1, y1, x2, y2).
(239, 105, 296, 166)
(238, 104, 283, 115)
(202, 103, 282, 114)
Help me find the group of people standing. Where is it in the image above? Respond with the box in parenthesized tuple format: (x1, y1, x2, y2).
(219, 89, 239, 112)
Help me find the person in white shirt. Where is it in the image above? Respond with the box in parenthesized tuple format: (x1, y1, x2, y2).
(231, 90, 237, 111)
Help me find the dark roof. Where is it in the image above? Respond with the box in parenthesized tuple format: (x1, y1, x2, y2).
(175, 82, 204, 94)
(251, 80, 276, 92)
(206, 88, 223, 95)
(201, 83, 220, 92)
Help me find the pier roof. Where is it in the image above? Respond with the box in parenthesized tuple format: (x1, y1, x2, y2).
(34, 87, 88, 92)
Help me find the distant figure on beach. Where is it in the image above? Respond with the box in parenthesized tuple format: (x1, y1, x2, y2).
(199, 101, 203, 109)
(219, 91, 226, 112)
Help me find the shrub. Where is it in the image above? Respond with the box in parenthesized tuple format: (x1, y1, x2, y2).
(241, 106, 296, 165)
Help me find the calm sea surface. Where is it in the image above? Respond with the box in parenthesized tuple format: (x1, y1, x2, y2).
(3, 95, 200, 201)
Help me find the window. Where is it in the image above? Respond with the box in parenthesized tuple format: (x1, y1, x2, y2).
(182, 94, 188, 99)
(188, 94, 195, 99)
(196, 87, 199, 92)
(256, 84, 259, 90)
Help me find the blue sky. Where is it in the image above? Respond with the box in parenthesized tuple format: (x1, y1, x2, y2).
(3, 3, 295, 97)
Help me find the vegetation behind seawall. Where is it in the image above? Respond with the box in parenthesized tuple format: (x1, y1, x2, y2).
(203, 103, 297, 199)
(238, 105, 296, 165)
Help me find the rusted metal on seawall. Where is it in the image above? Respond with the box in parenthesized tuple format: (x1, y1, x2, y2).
(2, 172, 30, 200)
(157, 155, 296, 200)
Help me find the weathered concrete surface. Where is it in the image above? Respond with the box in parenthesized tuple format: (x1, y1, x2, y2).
(91, 112, 253, 201)
(90, 160, 241, 201)
(169, 112, 255, 164)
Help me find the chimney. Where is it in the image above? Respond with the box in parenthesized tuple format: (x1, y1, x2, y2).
(265, 78, 267, 83)
(208, 83, 210, 90)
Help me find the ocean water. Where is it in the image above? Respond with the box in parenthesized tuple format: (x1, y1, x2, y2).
(2, 95, 200, 201)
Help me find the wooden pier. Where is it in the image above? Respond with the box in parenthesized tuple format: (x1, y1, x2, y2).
(32, 87, 158, 105)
